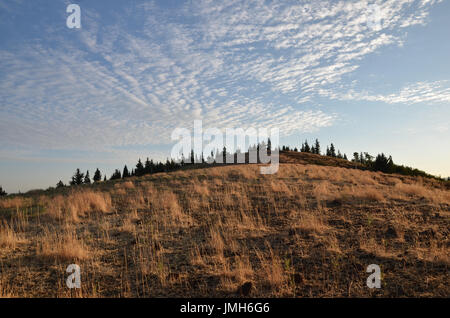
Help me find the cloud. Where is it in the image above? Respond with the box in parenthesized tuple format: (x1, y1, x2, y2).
(319, 81, 450, 104)
(0, 0, 443, 154)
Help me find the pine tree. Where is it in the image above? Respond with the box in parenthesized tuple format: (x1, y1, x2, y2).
(122, 165, 130, 178)
(144, 158, 152, 174)
(56, 180, 65, 188)
(352, 152, 359, 162)
(93, 168, 102, 182)
(84, 170, 91, 184)
(329, 143, 336, 157)
(304, 140, 310, 153)
(314, 139, 321, 155)
(0, 186, 7, 196)
(343, 153, 348, 161)
(135, 159, 144, 176)
(223, 146, 227, 164)
(70, 169, 84, 185)
(300, 143, 305, 152)
(110, 169, 121, 180)
(103, 175, 107, 182)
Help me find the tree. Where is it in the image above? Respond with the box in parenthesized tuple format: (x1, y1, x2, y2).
(122, 165, 130, 178)
(93, 168, 102, 182)
(144, 158, 153, 174)
(352, 152, 359, 162)
(314, 139, 321, 155)
(373, 153, 394, 173)
(303, 140, 310, 153)
(0, 186, 7, 196)
(110, 169, 121, 180)
(70, 168, 84, 185)
(343, 153, 348, 161)
(329, 143, 336, 157)
(135, 159, 145, 176)
(56, 180, 65, 188)
(103, 175, 107, 182)
(222, 146, 227, 164)
(84, 170, 91, 184)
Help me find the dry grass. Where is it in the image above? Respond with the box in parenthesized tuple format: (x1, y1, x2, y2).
(41, 190, 112, 221)
(0, 221, 26, 248)
(0, 162, 448, 297)
(37, 230, 90, 261)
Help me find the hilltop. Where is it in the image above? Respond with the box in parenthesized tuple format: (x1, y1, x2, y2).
(0, 160, 449, 297)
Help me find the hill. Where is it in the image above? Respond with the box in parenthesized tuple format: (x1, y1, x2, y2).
(0, 161, 449, 297)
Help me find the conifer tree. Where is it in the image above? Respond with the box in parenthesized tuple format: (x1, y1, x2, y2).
(304, 140, 310, 153)
(223, 146, 227, 164)
(110, 169, 121, 180)
(0, 186, 7, 196)
(70, 169, 84, 185)
(144, 158, 153, 174)
(135, 159, 144, 176)
(122, 165, 130, 178)
(314, 139, 321, 155)
(93, 168, 102, 182)
(84, 170, 91, 184)
(56, 180, 65, 188)
(329, 143, 336, 157)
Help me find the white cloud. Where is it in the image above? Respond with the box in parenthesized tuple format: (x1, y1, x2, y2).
(0, 0, 443, 153)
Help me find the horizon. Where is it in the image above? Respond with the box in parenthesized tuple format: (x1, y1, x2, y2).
(1, 0, 450, 193)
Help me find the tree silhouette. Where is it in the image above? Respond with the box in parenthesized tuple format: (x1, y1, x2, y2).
(0, 186, 7, 196)
(93, 168, 102, 182)
(135, 159, 145, 176)
(304, 140, 310, 153)
(56, 180, 65, 188)
(122, 165, 130, 178)
(314, 139, 321, 155)
(110, 169, 121, 180)
(84, 170, 91, 184)
(144, 158, 154, 174)
(329, 143, 336, 157)
(70, 169, 84, 185)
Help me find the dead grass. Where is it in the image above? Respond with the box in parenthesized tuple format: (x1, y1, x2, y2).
(42, 190, 112, 221)
(0, 162, 448, 297)
(37, 230, 90, 261)
(0, 221, 26, 248)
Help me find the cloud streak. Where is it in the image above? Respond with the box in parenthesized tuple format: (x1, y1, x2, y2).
(0, 0, 444, 154)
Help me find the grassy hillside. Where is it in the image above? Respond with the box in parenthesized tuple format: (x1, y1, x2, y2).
(0, 162, 449, 297)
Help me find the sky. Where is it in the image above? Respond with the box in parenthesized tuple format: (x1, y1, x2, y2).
(0, 0, 449, 193)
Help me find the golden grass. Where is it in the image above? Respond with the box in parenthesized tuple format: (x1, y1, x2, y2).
(37, 230, 90, 261)
(0, 197, 33, 209)
(0, 162, 448, 297)
(0, 222, 26, 248)
(42, 190, 112, 221)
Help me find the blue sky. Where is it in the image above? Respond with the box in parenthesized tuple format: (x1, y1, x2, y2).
(0, 0, 449, 193)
